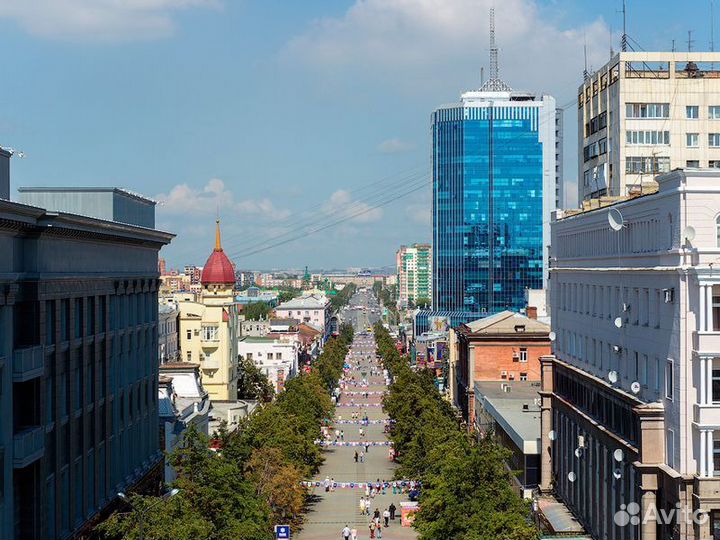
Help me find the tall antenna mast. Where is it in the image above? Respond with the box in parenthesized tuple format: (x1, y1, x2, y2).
(688, 30, 695, 52)
(489, 8, 499, 81)
(583, 36, 589, 81)
(479, 8, 512, 92)
(621, 0, 628, 52)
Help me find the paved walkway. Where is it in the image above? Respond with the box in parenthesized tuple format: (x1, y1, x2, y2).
(297, 332, 417, 540)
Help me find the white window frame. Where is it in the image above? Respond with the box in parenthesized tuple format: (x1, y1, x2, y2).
(687, 133, 699, 148)
(665, 359, 674, 401)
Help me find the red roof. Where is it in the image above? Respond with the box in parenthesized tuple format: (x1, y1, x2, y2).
(200, 220, 236, 286)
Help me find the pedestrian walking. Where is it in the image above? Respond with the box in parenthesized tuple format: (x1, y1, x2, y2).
(376, 522, 383, 539)
(340, 430, 345, 441)
(365, 443, 370, 453)
(360, 451, 365, 463)
(351, 527, 358, 540)
(392, 481, 397, 495)
(354, 451, 359, 463)
(373, 508, 380, 522)
(324, 476, 330, 492)
(389, 502, 396, 520)
(342, 524, 351, 540)
(383, 508, 390, 527)
(331, 477, 336, 492)
(365, 484, 370, 497)
(368, 522, 376, 539)
(359, 497, 366, 515)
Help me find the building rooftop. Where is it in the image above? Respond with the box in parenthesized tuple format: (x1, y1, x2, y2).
(474, 380, 542, 453)
(277, 294, 328, 310)
(461, 310, 550, 335)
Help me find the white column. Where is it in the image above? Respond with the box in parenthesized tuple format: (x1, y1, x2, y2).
(700, 284, 707, 332)
(708, 285, 715, 332)
(701, 430, 707, 477)
(709, 430, 715, 477)
(701, 356, 708, 405)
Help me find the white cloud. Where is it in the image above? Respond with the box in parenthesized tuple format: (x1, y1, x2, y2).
(284, 0, 610, 97)
(377, 138, 413, 154)
(155, 178, 290, 219)
(0, 0, 218, 41)
(405, 202, 431, 227)
(323, 189, 383, 223)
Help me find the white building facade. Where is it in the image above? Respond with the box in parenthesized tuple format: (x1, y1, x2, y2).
(544, 169, 720, 539)
(237, 336, 299, 392)
(275, 294, 331, 340)
(578, 51, 720, 204)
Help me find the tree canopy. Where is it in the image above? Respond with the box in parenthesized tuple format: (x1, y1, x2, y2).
(242, 301, 272, 321)
(375, 323, 539, 540)
(237, 356, 275, 402)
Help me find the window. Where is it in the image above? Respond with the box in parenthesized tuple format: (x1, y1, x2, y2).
(267, 353, 273, 360)
(687, 105, 699, 119)
(713, 369, 720, 403)
(186, 351, 191, 362)
(626, 156, 671, 174)
(626, 130, 669, 145)
(626, 103, 670, 119)
(713, 295, 720, 331)
(711, 134, 720, 148)
(201, 326, 218, 341)
(714, 439, 720, 476)
(246, 352, 253, 360)
(655, 357, 661, 390)
(277, 352, 282, 360)
(642, 354, 649, 386)
(687, 133, 699, 147)
(666, 429, 675, 468)
(710, 161, 720, 168)
(519, 347, 528, 362)
(665, 359, 674, 400)
(186, 330, 191, 340)
(687, 160, 700, 167)
(520, 372, 528, 381)
(710, 106, 720, 119)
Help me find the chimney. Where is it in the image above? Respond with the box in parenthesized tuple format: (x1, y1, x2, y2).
(526, 306, 538, 320)
(0, 148, 10, 200)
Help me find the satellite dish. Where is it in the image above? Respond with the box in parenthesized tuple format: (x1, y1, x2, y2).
(684, 226, 696, 243)
(608, 370, 619, 384)
(574, 447, 584, 458)
(614, 317, 623, 328)
(613, 449, 624, 462)
(568, 472, 577, 482)
(630, 381, 641, 394)
(608, 208, 624, 231)
(549, 331, 556, 342)
(548, 430, 557, 441)
(613, 468, 623, 480)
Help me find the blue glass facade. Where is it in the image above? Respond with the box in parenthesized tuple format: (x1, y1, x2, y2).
(432, 100, 545, 315)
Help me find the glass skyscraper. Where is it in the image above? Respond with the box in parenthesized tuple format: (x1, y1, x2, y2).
(431, 86, 557, 316)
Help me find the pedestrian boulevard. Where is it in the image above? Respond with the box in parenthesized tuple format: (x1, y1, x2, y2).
(296, 332, 418, 540)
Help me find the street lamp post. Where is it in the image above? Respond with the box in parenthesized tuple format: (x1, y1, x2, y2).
(117, 488, 180, 540)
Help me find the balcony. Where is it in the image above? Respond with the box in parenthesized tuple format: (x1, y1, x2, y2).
(12, 346, 45, 382)
(13, 426, 44, 468)
(693, 332, 720, 354)
(694, 403, 720, 427)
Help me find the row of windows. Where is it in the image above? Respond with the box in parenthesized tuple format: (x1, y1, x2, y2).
(626, 103, 669, 119)
(625, 130, 669, 145)
(584, 111, 608, 137)
(556, 329, 674, 399)
(555, 282, 673, 328)
(685, 133, 720, 147)
(625, 155, 671, 174)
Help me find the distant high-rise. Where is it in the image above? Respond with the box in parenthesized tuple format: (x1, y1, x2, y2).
(396, 244, 432, 308)
(431, 13, 556, 316)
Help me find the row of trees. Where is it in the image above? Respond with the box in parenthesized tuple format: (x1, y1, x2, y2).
(329, 283, 357, 310)
(97, 324, 354, 540)
(374, 324, 539, 540)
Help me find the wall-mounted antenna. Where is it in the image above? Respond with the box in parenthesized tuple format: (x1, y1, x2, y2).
(688, 30, 695, 52)
(583, 36, 589, 81)
(672, 39, 676, 52)
(610, 23, 615, 57)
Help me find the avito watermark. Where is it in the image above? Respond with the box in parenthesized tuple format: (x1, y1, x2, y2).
(614, 502, 708, 527)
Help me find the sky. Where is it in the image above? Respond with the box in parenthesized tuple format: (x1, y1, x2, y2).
(0, 0, 714, 270)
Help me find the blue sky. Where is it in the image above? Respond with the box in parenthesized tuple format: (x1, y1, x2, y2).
(0, 0, 714, 270)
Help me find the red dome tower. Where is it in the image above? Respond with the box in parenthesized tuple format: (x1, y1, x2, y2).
(201, 220, 235, 286)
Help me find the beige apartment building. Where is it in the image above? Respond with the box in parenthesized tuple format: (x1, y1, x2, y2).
(578, 51, 720, 204)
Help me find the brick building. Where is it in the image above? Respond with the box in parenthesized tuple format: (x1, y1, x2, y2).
(450, 311, 551, 425)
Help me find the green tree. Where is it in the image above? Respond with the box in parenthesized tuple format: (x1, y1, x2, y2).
(243, 301, 272, 321)
(237, 357, 275, 402)
(277, 289, 299, 303)
(415, 297, 431, 309)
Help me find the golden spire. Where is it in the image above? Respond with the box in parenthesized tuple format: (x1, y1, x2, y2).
(214, 219, 222, 251)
